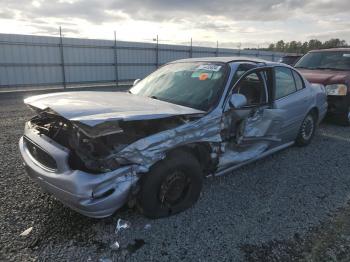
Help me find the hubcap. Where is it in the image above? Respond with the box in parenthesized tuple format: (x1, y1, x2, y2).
(301, 115, 314, 140)
(159, 171, 191, 206)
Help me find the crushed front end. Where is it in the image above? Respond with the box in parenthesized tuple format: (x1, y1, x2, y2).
(19, 107, 198, 218)
(19, 116, 141, 218)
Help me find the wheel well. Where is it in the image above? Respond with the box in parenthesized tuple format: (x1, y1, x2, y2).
(168, 143, 215, 175)
(309, 107, 319, 122)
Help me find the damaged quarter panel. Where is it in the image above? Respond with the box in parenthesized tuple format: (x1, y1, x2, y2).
(19, 58, 327, 218)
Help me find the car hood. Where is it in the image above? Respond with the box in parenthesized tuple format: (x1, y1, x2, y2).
(297, 68, 350, 85)
(24, 91, 205, 127)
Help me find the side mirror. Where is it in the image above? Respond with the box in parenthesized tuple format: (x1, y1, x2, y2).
(229, 93, 247, 109)
(133, 79, 141, 86)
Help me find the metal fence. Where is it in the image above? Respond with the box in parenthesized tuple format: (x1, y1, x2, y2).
(0, 32, 288, 90)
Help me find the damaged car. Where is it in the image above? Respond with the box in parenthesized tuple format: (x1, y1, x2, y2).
(19, 57, 327, 219)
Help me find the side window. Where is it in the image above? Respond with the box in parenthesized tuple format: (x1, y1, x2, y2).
(275, 67, 297, 100)
(292, 70, 304, 90)
(232, 64, 256, 83)
(234, 71, 267, 106)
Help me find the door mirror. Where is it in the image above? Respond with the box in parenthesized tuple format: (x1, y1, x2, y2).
(229, 93, 247, 109)
(133, 79, 141, 86)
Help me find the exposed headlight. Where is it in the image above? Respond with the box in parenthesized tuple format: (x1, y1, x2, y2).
(325, 84, 348, 96)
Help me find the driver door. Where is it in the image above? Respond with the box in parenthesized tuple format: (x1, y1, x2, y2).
(219, 67, 284, 169)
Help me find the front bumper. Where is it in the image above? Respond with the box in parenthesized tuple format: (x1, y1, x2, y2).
(19, 124, 139, 218)
(327, 94, 350, 117)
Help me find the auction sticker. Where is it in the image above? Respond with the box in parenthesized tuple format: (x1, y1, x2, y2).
(196, 64, 222, 72)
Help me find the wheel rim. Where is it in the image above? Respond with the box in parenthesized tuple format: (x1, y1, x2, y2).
(301, 115, 314, 140)
(159, 171, 191, 206)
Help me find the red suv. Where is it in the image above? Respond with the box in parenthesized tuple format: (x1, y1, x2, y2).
(295, 48, 350, 125)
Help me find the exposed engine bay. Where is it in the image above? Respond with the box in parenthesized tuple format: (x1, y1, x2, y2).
(28, 111, 191, 173)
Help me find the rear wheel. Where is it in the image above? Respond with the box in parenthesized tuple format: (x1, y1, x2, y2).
(295, 112, 316, 146)
(138, 150, 203, 219)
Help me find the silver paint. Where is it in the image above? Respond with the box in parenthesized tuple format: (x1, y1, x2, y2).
(19, 58, 328, 218)
(24, 91, 204, 127)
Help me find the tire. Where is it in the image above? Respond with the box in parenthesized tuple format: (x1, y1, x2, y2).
(138, 150, 203, 219)
(295, 112, 317, 147)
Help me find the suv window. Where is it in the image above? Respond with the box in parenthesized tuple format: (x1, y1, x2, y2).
(292, 70, 304, 90)
(295, 51, 350, 70)
(234, 71, 267, 106)
(275, 67, 297, 100)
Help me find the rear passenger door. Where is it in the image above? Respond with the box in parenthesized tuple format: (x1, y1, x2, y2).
(273, 66, 312, 141)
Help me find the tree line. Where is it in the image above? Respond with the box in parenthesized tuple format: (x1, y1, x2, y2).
(266, 38, 348, 54)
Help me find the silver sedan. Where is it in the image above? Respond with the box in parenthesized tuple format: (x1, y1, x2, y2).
(19, 57, 327, 218)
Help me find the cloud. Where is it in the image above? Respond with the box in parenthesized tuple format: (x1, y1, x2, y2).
(2, 0, 348, 25)
(0, 0, 350, 43)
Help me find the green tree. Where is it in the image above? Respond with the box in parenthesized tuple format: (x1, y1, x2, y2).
(308, 39, 323, 50)
(275, 40, 285, 52)
(267, 38, 348, 53)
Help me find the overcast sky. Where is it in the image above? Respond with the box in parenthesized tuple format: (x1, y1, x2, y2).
(0, 0, 349, 48)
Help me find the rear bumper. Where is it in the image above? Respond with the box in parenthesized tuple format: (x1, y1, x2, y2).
(19, 124, 139, 218)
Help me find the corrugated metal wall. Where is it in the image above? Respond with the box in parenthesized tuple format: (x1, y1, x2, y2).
(0, 33, 287, 89)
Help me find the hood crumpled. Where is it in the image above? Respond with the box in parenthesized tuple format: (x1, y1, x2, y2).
(24, 91, 204, 126)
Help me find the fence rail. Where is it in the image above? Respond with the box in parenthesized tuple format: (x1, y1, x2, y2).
(0, 33, 288, 90)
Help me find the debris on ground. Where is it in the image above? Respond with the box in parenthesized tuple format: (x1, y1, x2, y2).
(98, 258, 112, 262)
(144, 224, 152, 230)
(110, 240, 120, 250)
(115, 218, 131, 234)
(19, 227, 33, 237)
(109, 218, 132, 252)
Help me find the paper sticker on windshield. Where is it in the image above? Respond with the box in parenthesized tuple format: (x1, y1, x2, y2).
(191, 71, 213, 79)
(343, 54, 350, 57)
(196, 64, 222, 72)
(199, 73, 209, 80)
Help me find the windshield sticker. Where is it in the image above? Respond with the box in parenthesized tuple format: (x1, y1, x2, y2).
(191, 71, 213, 79)
(343, 54, 350, 57)
(196, 64, 222, 72)
(199, 73, 209, 80)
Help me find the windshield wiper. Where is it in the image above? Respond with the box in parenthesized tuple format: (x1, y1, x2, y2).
(295, 66, 314, 69)
(150, 95, 159, 100)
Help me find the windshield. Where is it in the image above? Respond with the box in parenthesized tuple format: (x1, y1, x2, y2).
(129, 62, 228, 111)
(295, 51, 350, 70)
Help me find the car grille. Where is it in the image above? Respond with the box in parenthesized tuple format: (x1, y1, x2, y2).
(24, 136, 57, 171)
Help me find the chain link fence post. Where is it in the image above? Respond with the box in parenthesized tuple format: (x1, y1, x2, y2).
(155, 35, 159, 68)
(189, 38, 193, 58)
(59, 26, 66, 90)
(113, 31, 119, 87)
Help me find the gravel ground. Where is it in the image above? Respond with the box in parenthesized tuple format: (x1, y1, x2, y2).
(1, 90, 350, 261)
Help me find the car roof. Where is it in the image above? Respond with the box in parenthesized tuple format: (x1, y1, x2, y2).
(171, 56, 269, 64)
(309, 48, 350, 53)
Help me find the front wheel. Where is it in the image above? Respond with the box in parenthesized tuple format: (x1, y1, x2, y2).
(338, 107, 350, 126)
(137, 150, 203, 219)
(295, 112, 316, 147)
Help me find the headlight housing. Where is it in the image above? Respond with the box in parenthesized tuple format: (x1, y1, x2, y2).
(325, 84, 348, 96)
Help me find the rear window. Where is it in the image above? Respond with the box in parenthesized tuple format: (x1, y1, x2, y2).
(275, 67, 297, 100)
(292, 71, 304, 90)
